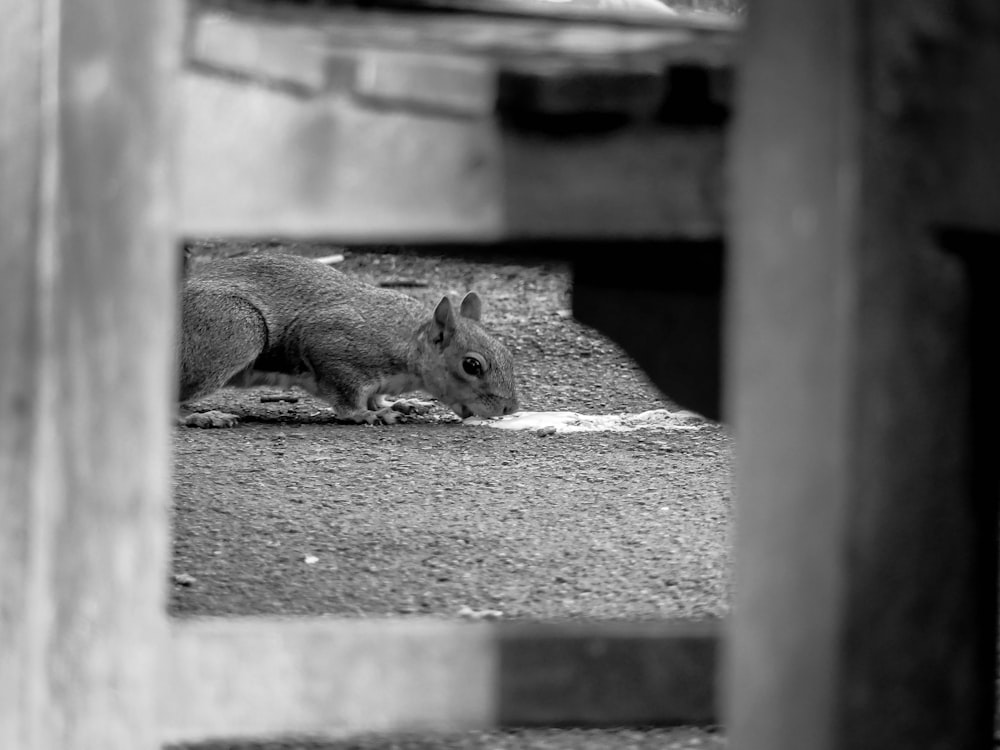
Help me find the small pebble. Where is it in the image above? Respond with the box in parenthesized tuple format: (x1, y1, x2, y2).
(458, 606, 504, 621)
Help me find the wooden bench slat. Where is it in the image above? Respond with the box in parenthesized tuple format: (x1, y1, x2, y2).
(498, 620, 717, 726)
(179, 3, 731, 240)
(724, 0, 999, 747)
(180, 73, 505, 240)
(161, 618, 719, 743)
(162, 618, 497, 742)
(0, 1, 180, 749)
(355, 0, 734, 28)
(194, 2, 737, 73)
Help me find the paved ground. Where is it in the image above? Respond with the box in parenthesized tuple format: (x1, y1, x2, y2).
(171, 247, 734, 750)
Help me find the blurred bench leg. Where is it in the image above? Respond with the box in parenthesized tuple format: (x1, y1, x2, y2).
(0, 1, 180, 748)
(724, 1, 998, 748)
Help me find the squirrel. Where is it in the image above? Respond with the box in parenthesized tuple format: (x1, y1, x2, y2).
(178, 253, 519, 427)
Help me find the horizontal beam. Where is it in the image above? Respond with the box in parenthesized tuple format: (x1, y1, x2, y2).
(498, 620, 718, 726)
(161, 617, 718, 743)
(193, 2, 737, 83)
(357, 0, 741, 28)
(179, 72, 505, 241)
(178, 4, 731, 240)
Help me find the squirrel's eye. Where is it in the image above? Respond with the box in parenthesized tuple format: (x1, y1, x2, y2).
(462, 355, 485, 377)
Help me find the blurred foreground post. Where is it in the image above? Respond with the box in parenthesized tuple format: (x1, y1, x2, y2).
(0, 1, 179, 748)
(726, 0, 999, 748)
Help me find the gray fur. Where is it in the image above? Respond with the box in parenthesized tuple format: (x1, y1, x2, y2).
(179, 254, 518, 427)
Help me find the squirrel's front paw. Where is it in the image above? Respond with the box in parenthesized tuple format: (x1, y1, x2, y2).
(387, 398, 435, 416)
(373, 406, 402, 424)
(180, 410, 240, 428)
(359, 407, 401, 425)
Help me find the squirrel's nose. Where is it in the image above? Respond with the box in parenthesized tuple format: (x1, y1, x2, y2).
(502, 402, 517, 415)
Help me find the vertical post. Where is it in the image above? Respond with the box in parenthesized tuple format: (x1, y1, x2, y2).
(0, 1, 179, 748)
(725, 1, 997, 749)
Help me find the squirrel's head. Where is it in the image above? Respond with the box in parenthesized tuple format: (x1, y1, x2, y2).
(419, 292, 518, 419)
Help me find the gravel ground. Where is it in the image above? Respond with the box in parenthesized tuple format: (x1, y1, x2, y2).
(171, 246, 734, 749)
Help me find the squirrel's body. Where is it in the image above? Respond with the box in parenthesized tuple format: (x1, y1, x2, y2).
(179, 254, 518, 426)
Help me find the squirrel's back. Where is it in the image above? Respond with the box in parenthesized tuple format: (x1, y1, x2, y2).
(188, 253, 421, 322)
(186, 254, 429, 358)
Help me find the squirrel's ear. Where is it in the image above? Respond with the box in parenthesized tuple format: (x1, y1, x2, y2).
(459, 292, 482, 322)
(433, 297, 457, 346)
